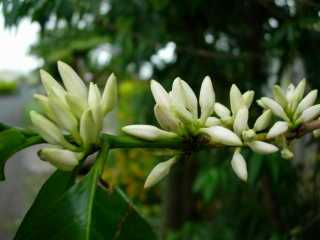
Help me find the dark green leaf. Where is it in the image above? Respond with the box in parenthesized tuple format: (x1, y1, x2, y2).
(15, 147, 157, 240)
(0, 128, 42, 180)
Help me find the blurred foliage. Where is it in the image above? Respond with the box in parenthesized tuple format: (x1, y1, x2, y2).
(2, 0, 320, 239)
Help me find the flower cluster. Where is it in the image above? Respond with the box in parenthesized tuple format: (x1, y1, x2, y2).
(122, 77, 320, 187)
(122, 77, 215, 188)
(30, 61, 117, 170)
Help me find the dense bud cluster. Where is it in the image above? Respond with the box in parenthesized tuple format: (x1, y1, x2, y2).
(30, 61, 117, 170)
(29, 63, 320, 188)
(123, 78, 320, 187)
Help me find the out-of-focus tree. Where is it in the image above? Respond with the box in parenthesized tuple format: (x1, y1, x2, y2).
(2, 0, 320, 239)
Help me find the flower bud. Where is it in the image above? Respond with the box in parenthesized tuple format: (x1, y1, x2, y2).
(231, 149, 247, 181)
(281, 148, 294, 159)
(151, 80, 171, 109)
(242, 90, 255, 108)
(88, 83, 102, 108)
(292, 79, 306, 107)
(205, 117, 221, 127)
(199, 76, 215, 121)
(201, 126, 242, 146)
(260, 97, 289, 121)
(57, 61, 88, 101)
(180, 80, 198, 117)
(298, 104, 320, 123)
(154, 104, 181, 132)
(267, 121, 289, 139)
(30, 111, 76, 150)
(273, 85, 287, 108)
(122, 125, 178, 141)
(38, 147, 83, 171)
(286, 84, 296, 103)
(230, 84, 244, 114)
(80, 109, 98, 147)
(101, 73, 117, 114)
(247, 141, 278, 154)
(257, 99, 267, 109)
(40, 70, 67, 104)
(214, 103, 231, 118)
(172, 103, 194, 125)
(295, 90, 318, 117)
(233, 107, 249, 135)
(48, 97, 78, 136)
(144, 156, 177, 188)
(33, 94, 56, 121)
(253, 110, 272, 132)
(65, 93, 87, 118)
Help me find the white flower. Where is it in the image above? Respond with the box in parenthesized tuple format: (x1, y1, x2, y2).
(201, 126, 243, 146)
(233, 107, 249, 135)
(267, 121, 289, 139)
(260, 97, 289, 121)
(253, 110, 272, 132)
(295, 90, 318, 116)
(247, 141, 278, 154)
(231, 149, 248, 181)
(101, 73, 117, 114)
(243, 90, 255, 108)
(154, 104, 181, 132)
(199, 76, 215, 121)
(230, 84, 245, 115)
(150, 80, 171, 109)
(39, 147, 83, 171)
(57, 61, 88, 101)
(122, 125, 178, 141)
(144, 156, 177, 188)
(214, 103, 231, 119)
(298, 104, 320, 123)
(30, 111, 76, 150)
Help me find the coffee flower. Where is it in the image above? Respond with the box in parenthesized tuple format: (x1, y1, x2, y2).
(30, 61, 117, 171)
(201, 85, 278, 181)
(259, 79, 320, 139)
(122, 76, 215, 187)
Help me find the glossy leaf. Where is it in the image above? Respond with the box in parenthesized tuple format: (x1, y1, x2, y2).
(15, 147, 157, 240)
(0, 128, 42, 180)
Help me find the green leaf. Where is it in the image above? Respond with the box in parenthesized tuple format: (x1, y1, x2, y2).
(0, 128, 42, 180)
(15, 146, 157, 240)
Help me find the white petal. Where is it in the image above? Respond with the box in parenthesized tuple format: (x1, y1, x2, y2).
(242, 90, 255, 108)
(295, 90, 318, 116)
(154, 104, 181, 132)
(267, 121, 289, 139)
(260, 97, 289, 121)
(66, 93, 87, 118)
(298, 104, 320, 123)
(199, 76, 215, 121)
(57, 61, 88, 100)
(144, 157, 177, 188)
(30, 111, 76, 150)
(122, 125, 178, 141)
(101, 73, 117, 114)
(233, 107, 249, 135)
(33, 94, 56, 121)
(231, 150, 247, 181)
(40, 70, 66, 101)
(201, 126, 242, 146)
(39, 147, 83, 171)
(205, 117, 221, 127)
(48, 97, 78, 135)
(88, 83, 102, 109)
(292, 79, 306, 104)
(253, 110, 272, 132)
(247, 141, 278, 154)
(178, 79, 198, 117)
(214, 103, 231, 118)
(286, 84, 296, 102)
(272, 85, 287, 108)
(230, 84, 244, 114)
(151, 80, 171, 109)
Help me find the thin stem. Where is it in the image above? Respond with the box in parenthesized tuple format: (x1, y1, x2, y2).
(101, 134, 184, 149)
